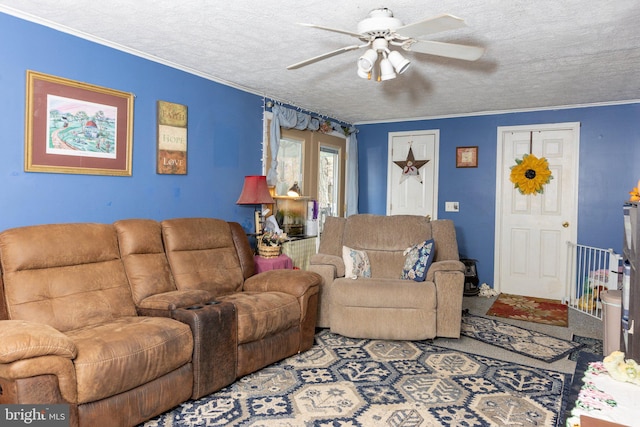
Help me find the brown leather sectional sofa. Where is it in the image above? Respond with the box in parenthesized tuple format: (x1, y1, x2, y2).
(0, 218, 320, 427)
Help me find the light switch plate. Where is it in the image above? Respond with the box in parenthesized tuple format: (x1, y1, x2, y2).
(445, 201, 459, 212)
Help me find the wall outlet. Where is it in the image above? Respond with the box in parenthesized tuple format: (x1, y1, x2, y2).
(445, 201, 459, 212)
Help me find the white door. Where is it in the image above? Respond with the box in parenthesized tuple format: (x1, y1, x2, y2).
(387, 130, 439, 218)
(494, 123, 580, 301)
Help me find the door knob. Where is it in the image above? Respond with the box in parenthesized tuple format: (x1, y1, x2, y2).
(562, 222, 569, 228)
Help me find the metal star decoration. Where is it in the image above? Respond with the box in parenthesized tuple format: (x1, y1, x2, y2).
(394, 146, 429, 183)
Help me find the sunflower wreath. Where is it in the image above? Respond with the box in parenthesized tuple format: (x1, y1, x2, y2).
(509, 153, 553, 195)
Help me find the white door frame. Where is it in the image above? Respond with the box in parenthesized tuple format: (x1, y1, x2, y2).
(386, 130, 439, 218)
(493, 122, 580, 299)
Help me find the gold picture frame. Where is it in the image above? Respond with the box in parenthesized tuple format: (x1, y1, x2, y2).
(25, 70, 134, 176)
(456, 146, 478, 168)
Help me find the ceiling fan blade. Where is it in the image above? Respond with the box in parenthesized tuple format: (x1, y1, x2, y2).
(405, 40, 485, 61)
(396, 14, 466, 38)
(287, 45, 363, 70)
(298, 23, 363, 39)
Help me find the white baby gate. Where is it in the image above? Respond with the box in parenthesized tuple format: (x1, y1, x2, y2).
(566, 242, 622, 319)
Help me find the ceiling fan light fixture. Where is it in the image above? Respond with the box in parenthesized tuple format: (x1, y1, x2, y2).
(357, 49, 378, 72)
(388, 50, 411, 74)
(357, 66, 370, 79)
(379, 58, 396, 81)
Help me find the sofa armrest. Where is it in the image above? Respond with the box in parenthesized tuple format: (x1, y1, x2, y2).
(0, 355, 79, 405)
(310, 253, 345, 278)
(0, 320, 78, 404)
(172, 302, 237, 399)
(243, 270, 320, 298)
(0, 320, 76, 364)
(433, 269, 465, 338)
(136, 290, 214, 317)
(136, 292, 238, 400)
(425, 260, 465, 282)
(307, 261, 342, 328)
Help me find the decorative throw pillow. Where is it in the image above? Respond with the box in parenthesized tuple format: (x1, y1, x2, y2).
(401, 239, 435, 282)
(342, 246, 372, 278)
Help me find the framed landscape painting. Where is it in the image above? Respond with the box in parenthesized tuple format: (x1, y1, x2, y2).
(24, 70, 134, 176)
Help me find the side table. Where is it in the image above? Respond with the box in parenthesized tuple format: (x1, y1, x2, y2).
(254, 253, 293, 273)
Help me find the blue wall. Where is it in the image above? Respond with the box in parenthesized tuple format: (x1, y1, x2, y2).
(3, 12, 640, 287)
(1, 13, 264, 233)
(357, 105, 640, 285)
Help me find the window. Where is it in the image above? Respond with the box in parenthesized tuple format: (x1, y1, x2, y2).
(275, 137, 303, 196)
(266, 122, 346, 219)
(315, 132, 345, 219)
(319, 146, 340, 218)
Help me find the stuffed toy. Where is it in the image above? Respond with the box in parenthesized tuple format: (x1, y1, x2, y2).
(577, 294, 596, 311)
(478, 283, 499, 298)
(603, 350, 640, 385)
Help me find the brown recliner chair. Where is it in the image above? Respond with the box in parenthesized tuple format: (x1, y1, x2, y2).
(0, 223, 194, 427)
(115, 217, 321, 381)
(309, 214, 465, 340)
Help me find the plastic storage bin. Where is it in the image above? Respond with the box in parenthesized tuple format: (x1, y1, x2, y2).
(601, 289, 622, 356)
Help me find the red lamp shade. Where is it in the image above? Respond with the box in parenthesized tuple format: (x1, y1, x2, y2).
(236, 175, 274, 205)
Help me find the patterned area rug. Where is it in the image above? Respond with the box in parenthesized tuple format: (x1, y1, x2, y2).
(486, 293, 569, 327)
(461, 313, 584, 363)
(568, 335, 603, 361)
(143, 329, 570, 427)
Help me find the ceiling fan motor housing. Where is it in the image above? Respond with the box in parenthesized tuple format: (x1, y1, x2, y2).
(357, 8, 403, 37)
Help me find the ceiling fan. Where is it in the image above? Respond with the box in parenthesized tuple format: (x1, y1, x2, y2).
(287, 8, 485, 81)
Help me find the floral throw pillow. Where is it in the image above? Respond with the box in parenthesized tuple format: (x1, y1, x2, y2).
(401, 239, 435, 282)
(342, 246, 371, 278)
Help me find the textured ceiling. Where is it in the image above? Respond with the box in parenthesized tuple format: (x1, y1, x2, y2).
(2, 1, 639, 124)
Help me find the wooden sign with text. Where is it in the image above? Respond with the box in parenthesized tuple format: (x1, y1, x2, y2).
(157, 100, 187, 174)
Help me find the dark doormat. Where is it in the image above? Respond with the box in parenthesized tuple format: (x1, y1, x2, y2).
(568, 335, 603, 361)
(461, 312, 583, 362)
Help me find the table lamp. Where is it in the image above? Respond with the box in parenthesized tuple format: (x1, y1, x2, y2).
(287, 182, 301, 197)
(236, 175, 275, 234)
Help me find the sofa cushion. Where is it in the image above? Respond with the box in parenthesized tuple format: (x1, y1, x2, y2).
(115, 219, 178, 305)
(401, 239, 435, 282)
(343, 214, 432, 252)
(342, 246, 371, 278)
(162, 218, 245, 295)
(217, 292, 300, 344)
(332, 277, 437, 309)
(342, 214, 434, 279)
(0, 223, 137, 332)
(67, 316, 193, 404)
(330, 277, 438, 340)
